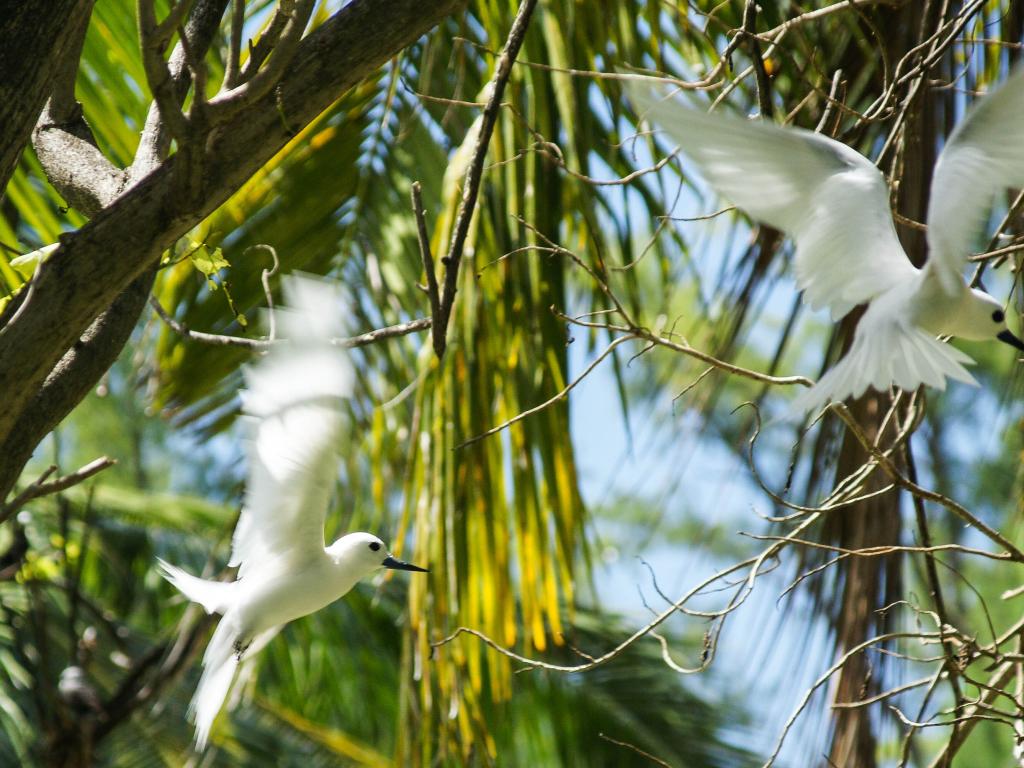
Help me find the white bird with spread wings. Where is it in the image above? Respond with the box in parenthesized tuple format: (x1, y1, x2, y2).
(627, 68, 1024, 414)
(157, 275, 427, 750)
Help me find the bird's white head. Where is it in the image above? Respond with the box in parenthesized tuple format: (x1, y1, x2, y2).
(325, 532, 428, 578)
(960, 288, 1024, 351)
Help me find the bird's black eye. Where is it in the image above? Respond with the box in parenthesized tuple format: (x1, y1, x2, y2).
(993, 310, 1006, 323)
(368, 542, 381, 552)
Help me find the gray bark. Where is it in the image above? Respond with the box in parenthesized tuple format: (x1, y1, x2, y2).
(0, 0, 94, 195)
(0, 0, 467, 501)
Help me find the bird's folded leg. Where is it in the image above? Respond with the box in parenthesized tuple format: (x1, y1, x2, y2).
(233, 638, 252, 661)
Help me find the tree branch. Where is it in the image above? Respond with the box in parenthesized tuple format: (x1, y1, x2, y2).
(0, 0, 467, 502)
(31, 2, 125, 216)
(19, 3, 225, 508)
(740, 0, 774, 119)
(411, 181, 442, 354)
(150, 295, 432, 350)
(224, 0, 244, 88)
(207, 0, 316, 121)
(0, 269, 157, 504)
(136, 0, 193, 146)
(131, 0, 230, 179)
(432, 0, 538, 357)
(0, 0, 94, 195)
(32, 115, 127, 216)
(34, 0, 228, 213)
(0, 457, 115, 525)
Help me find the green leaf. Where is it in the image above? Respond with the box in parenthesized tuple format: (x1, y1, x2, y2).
(188, 241, 230, 277)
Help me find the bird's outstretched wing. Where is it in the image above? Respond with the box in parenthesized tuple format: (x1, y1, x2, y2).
(229, 275, 353, 579)
(927, 66, 1024, 293)
(789, 301, 978, 416)
(626, 79, 916, 319)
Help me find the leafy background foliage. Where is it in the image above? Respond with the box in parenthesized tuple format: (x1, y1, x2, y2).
(2, 0, 1023, 766)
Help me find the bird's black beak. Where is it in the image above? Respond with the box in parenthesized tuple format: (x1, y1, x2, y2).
(998, 329, 1024, 353)
(382, 555, 428, 573)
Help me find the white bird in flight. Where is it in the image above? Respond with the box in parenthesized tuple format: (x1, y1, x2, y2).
(157, 275, 427, 750)
(628, 68, 1024, 414)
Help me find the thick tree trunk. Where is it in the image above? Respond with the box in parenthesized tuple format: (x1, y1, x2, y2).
(827, 393, 901, 768)
(827, 4, 943, 765)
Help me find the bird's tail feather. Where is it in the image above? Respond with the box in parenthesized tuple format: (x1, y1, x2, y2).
(156, 558, 234, 615)
(789, 322, 977, 417)
(189, 616, 241, 750)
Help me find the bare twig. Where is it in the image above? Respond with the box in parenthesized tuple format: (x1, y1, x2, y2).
(905, 439, 966, 739)
(831, 675, 934, 709)
(1, 457, 115, 525)
(209, 0, 316, 121)
(557, 313, 812, 388)
(131, 0, 230, 179)
(137, 0, 192, 144)
(225, 0, 245, 88)
(455, 335, 633, 449)
(150, 295, 431, 350)
(337, 317, 433, 349)
(924, 661, 1019, 766)
(433, 538, 789, 675)
(764, 632, 941, 768)
(411, 182, 442, 355)
(239, 0, 298, 77)
(743, 534, 1010, 564)
(833, 405, 1024, 561)
(814, 69, 844, 133)
(598, 733, 673, 768)
(740, 0, 773, 119)
(432, 0, 539, 358)
(96, 611, 216, 739)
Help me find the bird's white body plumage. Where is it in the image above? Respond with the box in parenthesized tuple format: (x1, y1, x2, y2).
(157, 276, 422, 750)
(628, 67, 1024, 413)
